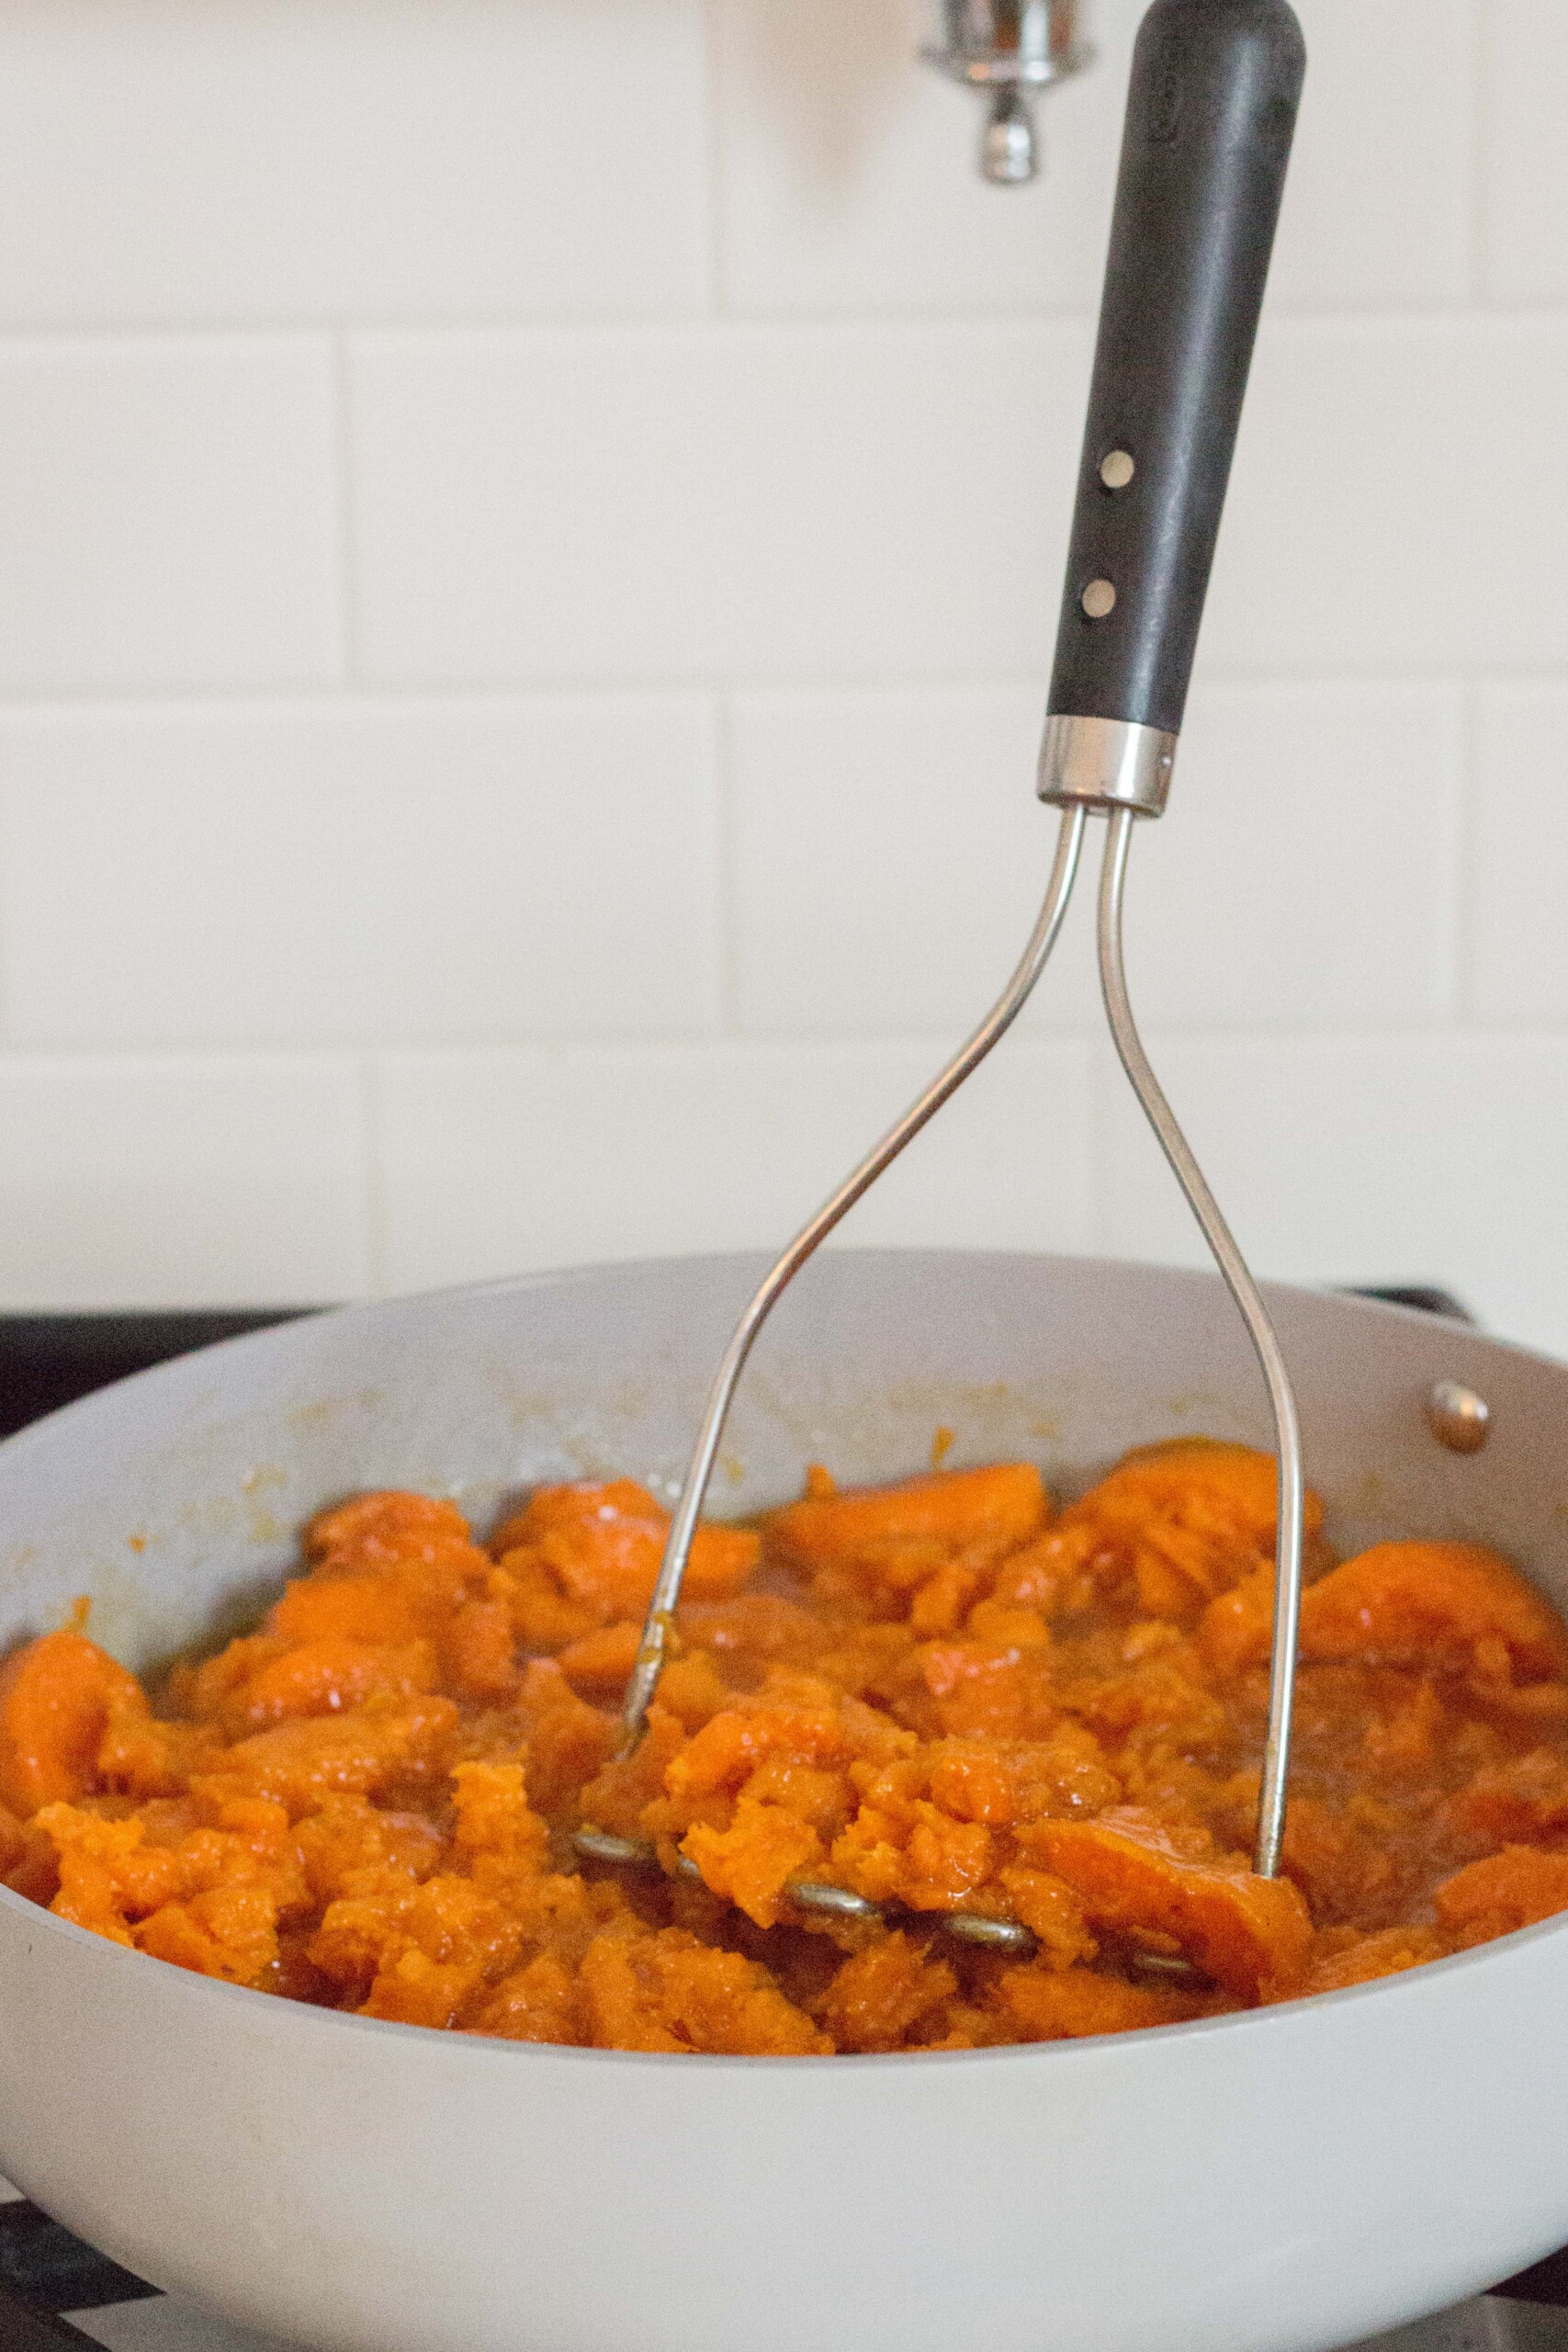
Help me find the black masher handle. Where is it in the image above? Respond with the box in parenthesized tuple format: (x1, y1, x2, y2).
(1047, 0, 1305, 739)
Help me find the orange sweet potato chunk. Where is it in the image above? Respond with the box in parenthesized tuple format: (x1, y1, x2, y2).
(993, 1965, 1211, 2041)
(0, 1631, 144, 1815)
(766, 1463, 1050, 1585)
(1065, 1442, 1324, 1619)
(1029, 1810, 1312, 1999)
(1299, 1544, 1568, 1680)
(305, 1490, 473, 1569)
(493, 1481, 758, 1623)
(1434, 1846, 1568, 1948)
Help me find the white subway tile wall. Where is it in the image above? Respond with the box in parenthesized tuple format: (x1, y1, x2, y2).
(0, 0, 1562, 1362)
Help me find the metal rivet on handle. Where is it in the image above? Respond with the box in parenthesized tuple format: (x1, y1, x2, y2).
(1082, 579, 1117, 618)
(1427, 1380, 1491, 1453)
(1100, 449, 1135, 490)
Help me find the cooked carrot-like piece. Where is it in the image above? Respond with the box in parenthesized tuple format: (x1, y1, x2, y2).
(493, 1481, 758, 1623)
(1434, 1846, 1568, 1948)
(1063, 1442, 1324, 1618)
(555, 1620, 642, 1691)
(305, 1490, 473, 1569)
(1303, 1925, 1447, 1996)
(820, 1934, 958, 2053)
(1203, 1542, 1568, 1684)
(992, 1964, 1211, 2041)
(1026, 1809, 1312, 1999)
(765, 1463, 1050, 1586)
(1299, 1543, 1568, 1680)
(0, 1631, 144, 1815)
(268, 1574, 429, 1649)
(229, 1637, 436, 1728)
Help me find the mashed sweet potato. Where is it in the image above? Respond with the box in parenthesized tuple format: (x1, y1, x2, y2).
(3, 1442, 1566, 2056)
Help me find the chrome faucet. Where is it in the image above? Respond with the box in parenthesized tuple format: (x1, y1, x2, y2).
(922, 0, 1093, 184)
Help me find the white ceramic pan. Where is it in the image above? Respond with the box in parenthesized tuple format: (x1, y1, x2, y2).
(0, 1250, 1562, 2352)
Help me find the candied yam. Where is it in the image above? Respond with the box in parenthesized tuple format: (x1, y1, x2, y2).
(995, 1868, 1098, 1969)
(469, 1953, 581, 2045)
(1029, 1810, 1312, 1998)
(181, 1634, 290, 1724)
(37, 1805, 183, 1941)
(1067, 1442, 1324, 1618)
(514, 1660, 615, 1816)
(990, 1527, 1100, 1620)
(309, 1883, 419, 2000)
(765, 1463, 1049, 1589)
(229, 1637, 436, 1729)
(293, 1795, 443, 1904)
(678, 1592, 828, 1676)
(1199, 1561, 1279, 1674)
(665, 1704, 851, 1802)
(818, 1934, 957, 2053)
(268, 1576, 426, 1650)
(832, 1785, 994, 1914)
(1446, 1748, 1568, 1844)
(649, 1653, 730, 1733)
(1069, 1651, 1229, 1753)
(576, 1706, 686, 1841)
(0, 1631, 144, 1816)
(305, 1491, 472, 1568)
(441, 1600, 517, 1701)
(1296, 1544, 1568, 1681)
(992, 1965, 1209, 2041)
(362, 1947, 487, 2030)
(1434, 1846, 1568, 1949)
(578, 1927, 829, 2057)
(200, 1696, 459, 1814)
(493, 1558, 601, 1655)
(909, 1559, 986, 1637)
(681, 1799, 825, 1928)
(451, 1761, 549, 1887)
(555, 1621, 641, 1692)
(494, 1482, 758, 1626)
(926, 1741, 1021, 1826)
(918, 1641, 1055, 1742)
(136, 1881, 281, 1988)
(96, 1692, 218, 1801)
(1303, 1925, 1447, 1996)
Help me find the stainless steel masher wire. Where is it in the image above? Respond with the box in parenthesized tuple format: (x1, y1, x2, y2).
(609, 800, 1089, 1760)
(1097, 806, 1304, 1879)
(578, 796, 1305, 1928)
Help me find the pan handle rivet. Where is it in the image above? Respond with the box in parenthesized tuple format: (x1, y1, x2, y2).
(1427, 1380, 1491, 1454)
(1100, 449, 1135, 490)
(1083, 578, 1117, 618)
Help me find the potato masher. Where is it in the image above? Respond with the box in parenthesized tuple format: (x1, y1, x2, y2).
(579, 0, 1309, 1954)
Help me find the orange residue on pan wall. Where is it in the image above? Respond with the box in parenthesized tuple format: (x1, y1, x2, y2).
(2, 1443, 1567, 2055)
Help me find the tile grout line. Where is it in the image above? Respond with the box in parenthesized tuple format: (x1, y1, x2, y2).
(4, 1027, 1568, 1076)
(6, 306, 1568, 347)
(7, 669, 1568, 715)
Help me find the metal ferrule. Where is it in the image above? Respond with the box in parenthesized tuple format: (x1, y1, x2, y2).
(1037, 714, 1179, 818)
